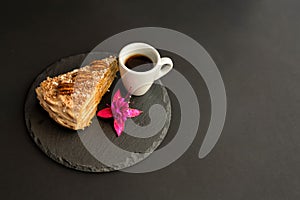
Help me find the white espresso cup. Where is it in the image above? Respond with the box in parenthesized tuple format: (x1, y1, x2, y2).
(118, 42, 173, 96)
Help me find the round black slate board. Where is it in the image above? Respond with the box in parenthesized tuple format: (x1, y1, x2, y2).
(24, 53, 171, 172)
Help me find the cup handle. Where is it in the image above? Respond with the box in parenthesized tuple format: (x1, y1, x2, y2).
(156, 57, 173, 80)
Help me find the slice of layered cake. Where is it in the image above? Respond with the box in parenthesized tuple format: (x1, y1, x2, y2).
(35, 56, 118, 130)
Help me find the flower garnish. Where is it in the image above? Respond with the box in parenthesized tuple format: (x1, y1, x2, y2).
(97, 89, 142, 137)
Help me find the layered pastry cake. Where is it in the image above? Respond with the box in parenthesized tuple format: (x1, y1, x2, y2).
(36, 56, 118, 130)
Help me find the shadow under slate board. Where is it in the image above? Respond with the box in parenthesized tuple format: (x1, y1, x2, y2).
(24, 53, 171, 172)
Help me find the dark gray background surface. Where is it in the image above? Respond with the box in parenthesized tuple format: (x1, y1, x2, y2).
(1, 0, 300, 199)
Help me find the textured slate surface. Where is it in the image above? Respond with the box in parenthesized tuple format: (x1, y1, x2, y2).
(24, 54, 171, 172)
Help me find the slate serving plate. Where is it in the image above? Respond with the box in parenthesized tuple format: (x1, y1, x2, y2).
(24, 53, 171, 172)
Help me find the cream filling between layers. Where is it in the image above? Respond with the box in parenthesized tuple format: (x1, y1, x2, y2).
(74, 65, 118, 129)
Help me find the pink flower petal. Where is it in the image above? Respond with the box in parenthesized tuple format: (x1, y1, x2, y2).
(113, 89, 122, 102)
(114, 119, 125, 137)
(97, 108, 113, 118)
(127, 108, 143, 118)
(97, 88, 144, 137)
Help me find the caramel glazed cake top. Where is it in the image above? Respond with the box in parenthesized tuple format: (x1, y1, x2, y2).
(35, 56, 118, 129)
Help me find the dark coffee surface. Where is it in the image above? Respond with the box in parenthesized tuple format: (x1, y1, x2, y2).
(125, 54, 154, 72)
